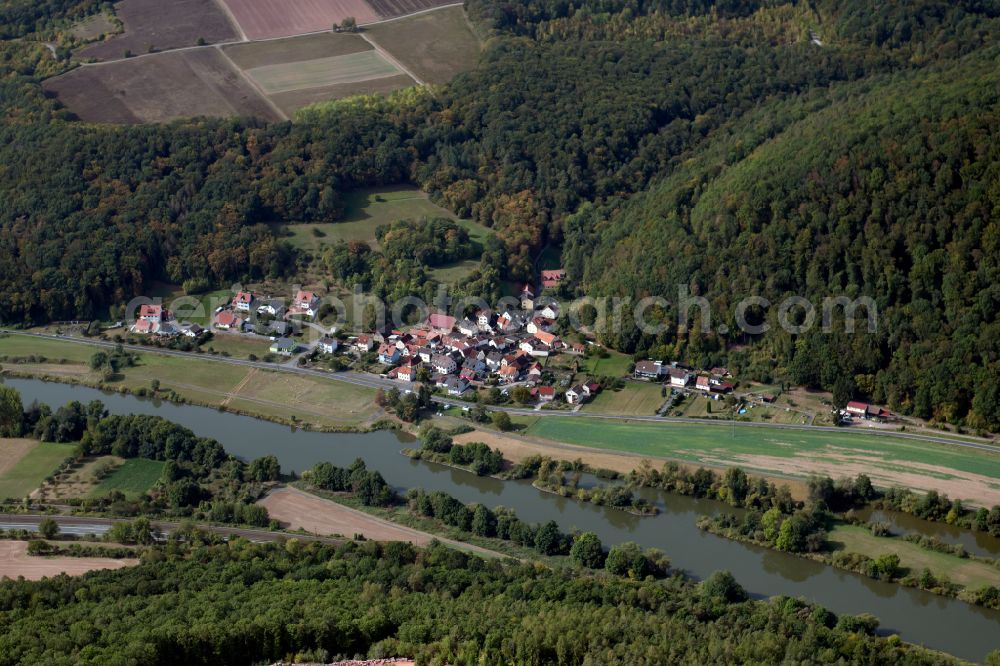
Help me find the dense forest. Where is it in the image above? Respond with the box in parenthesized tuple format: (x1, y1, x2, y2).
(0, 536, 972, 665)
(1, 0, 999, 426)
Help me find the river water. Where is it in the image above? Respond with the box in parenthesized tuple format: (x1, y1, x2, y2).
(6, 377, 1000, 662)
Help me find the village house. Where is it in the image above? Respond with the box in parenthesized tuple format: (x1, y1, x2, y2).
(668, 367, 692, 388)
(565, 384, 586, 404)
(846, 401, 893, 421)
(214, 310, 243, 331)
(353, 335, 374, 353)
(498, 364, 520, 383)
(446, 377, 470, 395)
(540, 269, 565, 289)
(569, 342, 586, 355)
(268, 320, 292, 337)
(534, 330, 560, 348)
(431, 353, 458, 375)
(538, 302, 559, 320)
(533, 385, 555, 402)
(427, 312, 457, 334)
(476, 309, 494, 331)
(696, 375, 711, 391)
(139, 304, 163, 322)
(634, 360, 666, 379)
(433, 373, 450, 389)
(317, 336, 338, 354)
(269, 338, 296, 356)
(291, 290, 321, 318)
(582, 381, 600, 397)
(388, 357, 420, 382)
(485, 351, 503, 371)
(378, 343, 402, 365)
(232, 291, 254, 313)
(457, 318, 479, 337)
(527, 362, 543, 379)
(526, 317, 555, 335)
(179, 322, 204, 338)
(256, 299, 284, 317)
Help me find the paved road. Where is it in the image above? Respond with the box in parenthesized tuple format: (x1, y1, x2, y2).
(5, 329, 1000, 456)
(0, 513, 342, 545)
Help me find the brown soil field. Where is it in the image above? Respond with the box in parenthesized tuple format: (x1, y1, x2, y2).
(365, 5, 480, 84)
(273, 73, 414, 116)
(451, 428, 810, 500)
(220, 0, 380, 40)
(44, 49, 281, 123)
(0, 439, 37, 478)
(259, 486, 434, 543)
(0, 541, 138, 581)
(77, 0, 238, 62)
(222, 32, 371, 69)
(365, 0, 459, 20)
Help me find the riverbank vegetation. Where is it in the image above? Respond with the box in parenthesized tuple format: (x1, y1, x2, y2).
(403, 426, 504, 476)
(698, 474, 1000, 609)
(0, 532, 971, 665)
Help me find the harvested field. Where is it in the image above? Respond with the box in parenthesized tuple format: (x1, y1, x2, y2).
(246, 50, 400, 94)
(365, 0, 458, 20)
(0, 541, 137, 581)
(220, 0, 379, 40)
(276, 73, 414, 115)
(77, 0, 238, 62)
(0, 442, 76, 499)
(44, 49, 280, 123)
(259, 486, 434, 543)
(365, 5, 480, 84)
(221, 32, 370, 70)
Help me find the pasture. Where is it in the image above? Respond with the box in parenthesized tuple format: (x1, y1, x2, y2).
(282, 186, 488, 251)
(88, 459, 165, 498)
(44, 49, 280, 123)
(219, 0, 379, 40)
(366, 5, 480, 84)
(77, 0, 238, 61)
(524, 417, 1000, 505)
(582, 382, 665, 416)
(0, 441, 76, 499)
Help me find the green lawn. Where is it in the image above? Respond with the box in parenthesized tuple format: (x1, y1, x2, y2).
(0, 334, 94, 363)
(523, 417, 1000, 502)
(281, 186, 492, 254)
(577, 351, 634, 378)
(582, 382, 665, 415)
(829, 523, 1000, 588)
(0, 443, 76, 499)
(88, 458, 164, 499)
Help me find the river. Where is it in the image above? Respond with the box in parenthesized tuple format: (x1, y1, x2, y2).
(6, 376, 1000, 662)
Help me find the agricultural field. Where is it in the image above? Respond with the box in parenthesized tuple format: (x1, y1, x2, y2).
(0, 541, 138, 581)
(365, 0, 461, 20)
(582, 382, 665, 416)
(219, 0, 379, 40)
(44, 49, 281, 123)
(88, 459, 165, 498)
(225, 32, 415, 115)
(77, 0, 238, 61)
(365, 5, 481, 85)
(524, 417, 1000, 506)
(0, 441, 76, 499)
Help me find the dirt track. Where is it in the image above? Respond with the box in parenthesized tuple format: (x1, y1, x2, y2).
(0, 541, 137, 581)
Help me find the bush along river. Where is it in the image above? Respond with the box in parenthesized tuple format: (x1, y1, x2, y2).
(6, 376, 1000, 662)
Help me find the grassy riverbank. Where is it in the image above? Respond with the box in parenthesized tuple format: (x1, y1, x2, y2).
(0, 334, 383, 431)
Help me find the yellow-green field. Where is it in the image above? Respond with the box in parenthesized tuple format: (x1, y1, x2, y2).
(246, 51, 401, 94)
(0, 335, 378, 430)
(0, 441, 76, 499)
